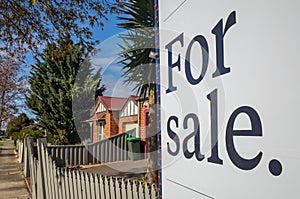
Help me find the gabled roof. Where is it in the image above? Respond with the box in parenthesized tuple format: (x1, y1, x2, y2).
(97, 96, 127, 111)
(120, 95, 139, 114)
(85, 112, 106, 122)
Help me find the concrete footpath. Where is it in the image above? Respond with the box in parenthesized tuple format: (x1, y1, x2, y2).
(0, 139, 31, 199)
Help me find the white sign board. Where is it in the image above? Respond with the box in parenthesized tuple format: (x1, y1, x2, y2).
(159, 1, 300, 198)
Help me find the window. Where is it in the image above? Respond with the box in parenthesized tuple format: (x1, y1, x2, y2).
(97, 120, 105, 141)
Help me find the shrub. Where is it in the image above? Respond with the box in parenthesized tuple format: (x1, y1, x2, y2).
(12, 129, 44, 142)
(47, 129, 69, 145)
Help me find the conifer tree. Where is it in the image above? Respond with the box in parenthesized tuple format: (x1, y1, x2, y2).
(26, 35, 104, 144)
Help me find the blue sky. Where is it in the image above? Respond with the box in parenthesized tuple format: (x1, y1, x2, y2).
(90, 13, 136, 98)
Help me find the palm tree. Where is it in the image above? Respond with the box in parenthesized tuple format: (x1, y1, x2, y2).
(117, 0, 158, 184)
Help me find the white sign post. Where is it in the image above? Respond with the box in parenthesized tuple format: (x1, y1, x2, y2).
(159, 1, 300, 198)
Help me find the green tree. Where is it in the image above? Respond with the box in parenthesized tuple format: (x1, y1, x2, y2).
(26, 35, 105, 145)
(6, 113, 32, 136)
(118, 0, 157, 184)
(0, 0, 124, 61)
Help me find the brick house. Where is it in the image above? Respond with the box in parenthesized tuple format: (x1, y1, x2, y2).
(118, 96, 150, 157)
(118, 96, 139, 134)
(86, 96, 127, 142)
(87, 95, 150, 144)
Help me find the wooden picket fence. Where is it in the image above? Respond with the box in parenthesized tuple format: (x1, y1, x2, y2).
(18, 129, 138, 176)
(16, 134, 157, 199)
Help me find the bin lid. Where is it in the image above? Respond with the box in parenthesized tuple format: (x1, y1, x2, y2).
(126, 137, 141, 141)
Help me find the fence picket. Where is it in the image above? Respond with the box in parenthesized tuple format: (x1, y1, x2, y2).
(65, 169, 70, 199)
(115, 178, 122, 199)
(104, 141, 109, 163)
(99, 175, 106, 199)
(57, 168, 63, 199)
(144, 184, 151, 199)
(127, 180, 133, 199)
(132, 180, 139, 199)
(94, 174, 101, 199)
(76, 170, 83, 199)
(151, 184, 157, 199)
(46, 149, 54, 199)
(100, 143, 105, 163)
(89, 173, 96, 199)
(81, 171, 87, 199)
(53, 163, 59, 199)
(109, 176, 116, 199)
(96, 143, 101, 164)
(73, 147, 77, 165)
(59, 169, 65, 199)
(121, 179, 128, 199)
(70, 147, 74, 165)
(36, 160, 43, 199)
(31, 158, 37, 199)
(139, 182, 145, 199)
(93, 144, 97, 164)
(71, 170, 77, 199)
(104, 176, 111, 198)
(24, 138, 29, 177)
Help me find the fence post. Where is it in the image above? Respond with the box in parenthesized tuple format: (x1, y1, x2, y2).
(37, 138, 47, 199)
(20, 140, 24, 163)
(23, 138, 30, 177)
(26, 137, 36, 198)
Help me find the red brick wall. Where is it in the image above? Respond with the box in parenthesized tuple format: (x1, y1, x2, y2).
(139, 103, 149, 141)
(92, 121, 98, 142)
(139, 101, 149, 141)
(104, 111, 120, 138)
(118, 115, 138, 133)
(139, 101, 149, 157)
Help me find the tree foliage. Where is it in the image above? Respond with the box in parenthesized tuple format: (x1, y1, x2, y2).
(12, 129, 44, 142)
(117, 0, 157, 184)
(0, 56, 28, 130)
(0, 0, 124, 60)
(26, 35, 105, 144)
(118, 0, 155, 100)
(6, 113, 32, 136)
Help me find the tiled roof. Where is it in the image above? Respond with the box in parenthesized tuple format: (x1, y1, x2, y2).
(98, 96, 127, 110)
(119, 95, 139, 114)
(85, 112, 106, 122)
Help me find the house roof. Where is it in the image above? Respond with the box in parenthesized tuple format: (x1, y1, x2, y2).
(120, 95, 139, 114)
(122, 95, 139, 109)
(129, 95, 139, 103)
(97, 96, 127, 111)
(85, 112, 106, 122)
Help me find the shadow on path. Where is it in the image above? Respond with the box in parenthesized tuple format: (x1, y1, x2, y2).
(0, 147, 15, 150)
(0, 153, 16, 157)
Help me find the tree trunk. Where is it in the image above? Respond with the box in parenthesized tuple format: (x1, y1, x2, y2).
(146, 89, 158, 184)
